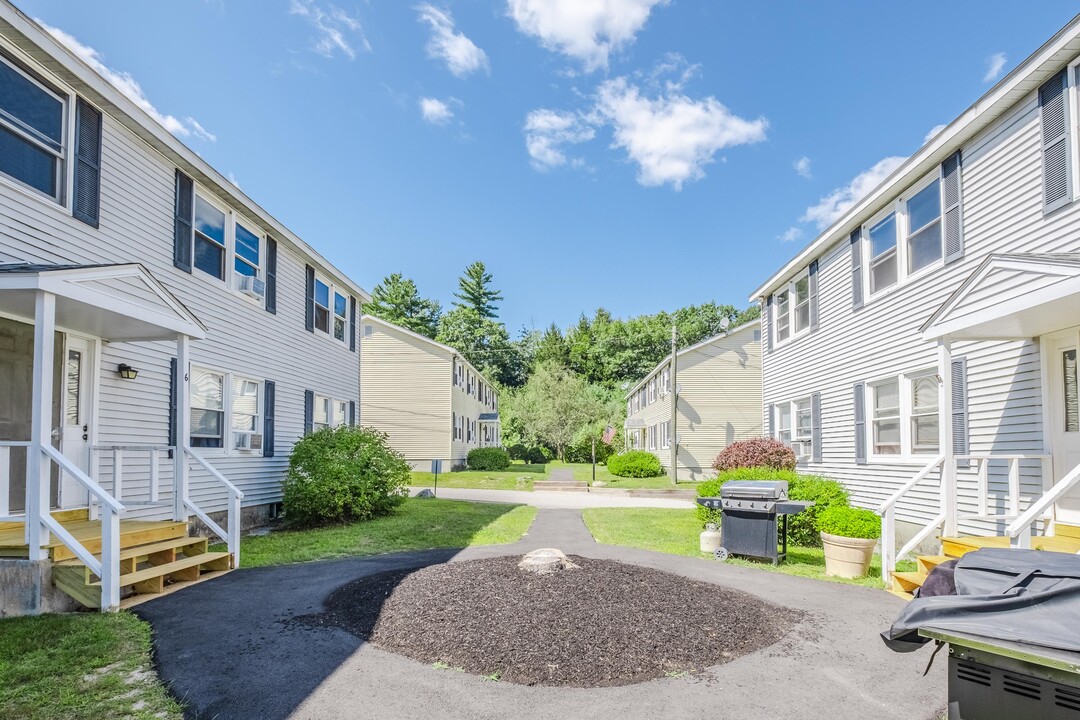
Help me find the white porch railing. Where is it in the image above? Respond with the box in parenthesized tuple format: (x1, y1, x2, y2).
(0, 441, 31, 522)
(1006, 460, 1080, 548)
(183, 447, 244, 568)
(92, 445, 175, 509)
(879, 453, 1053, 588)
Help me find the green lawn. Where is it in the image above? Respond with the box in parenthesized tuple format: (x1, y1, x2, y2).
(0, 612, 183, 720)
(234, 498, 537, 567)
(411, 462, 546, 491)
(582, 507, 911, 589)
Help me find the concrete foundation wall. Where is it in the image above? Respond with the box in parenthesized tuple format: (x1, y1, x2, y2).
(0, 559, 81, 617)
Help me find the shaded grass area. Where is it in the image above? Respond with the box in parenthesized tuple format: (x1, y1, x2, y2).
(234, 498, 538, 568)
(411, 462, 546, 491)
(0, 612, 183, 720)
(582, 507, 914, 589)
(560, 462, 699, 490)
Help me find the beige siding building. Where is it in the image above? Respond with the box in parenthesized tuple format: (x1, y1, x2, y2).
(360, 315, 499, 470)
(624, 320, 762, 480)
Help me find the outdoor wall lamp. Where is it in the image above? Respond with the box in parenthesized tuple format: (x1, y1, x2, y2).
(117, 363, 139, 380)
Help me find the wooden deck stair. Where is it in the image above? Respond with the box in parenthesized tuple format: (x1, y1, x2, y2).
(889, 524, 1080, 600)
(1, 509, 233, 609)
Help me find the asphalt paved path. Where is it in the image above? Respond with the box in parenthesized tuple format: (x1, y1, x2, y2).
(410, 486, 696, 509)
(135, 509, 946, 720)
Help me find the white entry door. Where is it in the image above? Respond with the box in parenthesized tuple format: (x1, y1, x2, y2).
(1048, 329, 1080, 527)
(58, 335, 94, 509)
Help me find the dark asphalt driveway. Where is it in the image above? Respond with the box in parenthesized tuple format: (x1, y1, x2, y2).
(135, 509, 946, 720)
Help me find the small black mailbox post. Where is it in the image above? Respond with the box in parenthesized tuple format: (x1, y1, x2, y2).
(697, 480, 813, 564)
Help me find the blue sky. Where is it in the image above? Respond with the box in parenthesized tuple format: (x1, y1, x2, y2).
(17, 0, 1080, 334)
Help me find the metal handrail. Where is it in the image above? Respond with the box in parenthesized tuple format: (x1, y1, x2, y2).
(1006, 461, 1080, 548)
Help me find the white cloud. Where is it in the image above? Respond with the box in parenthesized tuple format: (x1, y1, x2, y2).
(226, 171, 240, 188)
(41, 23, 214, 143)
(420, 97, 455, 124)
(778, 226, 803, 243)
(983, 52, 1007, 83)
(594, 77, 768, 189)
(416, 4, 489, 77)
(794, 156, 812, 179)
(801, 156, 906, 229)
(924, 123, 947, 144)
(289, 0, 369, 60)
(507, 0, 669, 72)
(524, 109, 596, 170)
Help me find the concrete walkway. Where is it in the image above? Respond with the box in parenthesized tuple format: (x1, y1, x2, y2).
(135, 509, 945, 720)
(410, 486, 696, 509)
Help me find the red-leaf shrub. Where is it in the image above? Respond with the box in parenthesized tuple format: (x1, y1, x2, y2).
(712, 438, 797, 472)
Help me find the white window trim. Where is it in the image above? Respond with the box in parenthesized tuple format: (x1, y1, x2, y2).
(311, 271, 351, 346)
(773, 268, 811, 347)
(0, 41, 77, 212)
(660, 421, 671, 450)
(772, 398, 813, 458)
(863, 368, 942, 463)
(189, 365, 266, 456)
(230, 374, 263, 453)
(312, 392, 350, 430)
(861, 169, 946, 302)
(191, 188, 268, 306)
(1067, 58, 1080, 205)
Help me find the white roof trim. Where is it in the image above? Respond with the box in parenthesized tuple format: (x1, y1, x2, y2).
(0, 3, 370, 303)
(624, 318, 761, 399)
(360, 314, 496, 388)
(921, 253, 1080, 340)
(751, 12, 1080, 302)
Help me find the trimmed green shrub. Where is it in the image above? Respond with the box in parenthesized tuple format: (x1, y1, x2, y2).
(525, 447, 553, 464)
(607, 450, 664, 478)
(467, 447, 511, 471)
(818, 505, 881, 540)
(712, 438, 797, 472)
(695, 468, 799, 526)
(282, 426, 409, 527)
(507, 444, 529, 461)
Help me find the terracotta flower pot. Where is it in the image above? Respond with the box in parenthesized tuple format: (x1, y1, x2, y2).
(820, 531, 878, 579)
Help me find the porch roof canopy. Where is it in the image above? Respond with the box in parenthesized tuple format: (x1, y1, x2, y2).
(921, 253, 1080, 341)
(0, 263, 206, 341)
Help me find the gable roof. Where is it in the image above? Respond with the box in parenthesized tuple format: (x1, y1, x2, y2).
(360, 314, 497, 389)
(624, 318, 761, 399)
(751, 12, 1080, 302)
(0, 2, 370, 303)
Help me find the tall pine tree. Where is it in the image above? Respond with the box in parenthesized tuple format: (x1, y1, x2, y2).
(453, 261, 503, 319)
(365, 273, 442, 338)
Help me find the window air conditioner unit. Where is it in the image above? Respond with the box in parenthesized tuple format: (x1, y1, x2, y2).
(790, 441, 810, 458)
(237, 274, 266, 300)
(235, 433, 263, 451)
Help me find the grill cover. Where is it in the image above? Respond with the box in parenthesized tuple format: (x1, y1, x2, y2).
(720, 480, 789, 501)
(882, 548, 1080, 654)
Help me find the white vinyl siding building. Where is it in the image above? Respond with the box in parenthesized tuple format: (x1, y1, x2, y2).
(360, 315, 499, 470)
(0, 2, 368, 541)
(753, 17, 1080, 564)
(624, 321, 762, 480)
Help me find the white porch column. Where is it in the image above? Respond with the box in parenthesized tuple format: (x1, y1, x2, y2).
(939, 338, 958, 537)
(26, 291, 55, 556)
(173, 334, 190, 522)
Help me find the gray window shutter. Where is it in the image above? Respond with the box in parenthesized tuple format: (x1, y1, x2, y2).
(850, 228, 863, 310)
(265, 237, 278, 314)
(303, 389, 314, 435)
(951, 357, 969, 456)
(349, 400, 356, 426)
(1040, 68, 1071, 213)
(766, 402, 775, 437)
(349, 296, 357, 352)
(942, 151, 964, 264)
(304, 265, 315, 333)
(263, 381, 275, 457)
(73, 98, 102, 227)
(173, 170, 194, 272)
(853, 382, 866, 465)
(766, 294, 774, 352)
(811, 392, 822, 462)
(168, 357, 178, 454)
(808, 260, 820, 333)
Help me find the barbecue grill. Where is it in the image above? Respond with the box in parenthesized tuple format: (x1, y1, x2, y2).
(696, 480, 813, 564)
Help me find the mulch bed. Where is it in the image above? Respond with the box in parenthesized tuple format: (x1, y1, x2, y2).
(299, 555, 801, 687)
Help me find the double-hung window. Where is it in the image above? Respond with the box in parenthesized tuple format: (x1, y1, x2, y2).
(774, 398, 812, 455)
(311, 273, 351, 344)
(906, 178, 943, 274)
(775, 288, 791, 343)
(234, 220, 261, 278)
(313, 277, 331, 334)
(866, 370, 939, 458)
(231, 376, 261, 451)
(0, 54, 66, 202)
(190, 367, 225, 448)
(773, 269, 812, 345)
(867, 211, 898, 294)
(863, 171, 947, 298)
(312, 394, 350, 430)
(192, 192, 267, 297)
(194, 195, 227, 280)
(776, 403, 793, 445)
(660, 421, 671, 450)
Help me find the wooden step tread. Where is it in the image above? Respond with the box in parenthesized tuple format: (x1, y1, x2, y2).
(892, 571, 929, 592)
(941, 533, 1080, 556)
(917, 555, 952, 573)
(119, 569, 232, 609)
(887, 588, 915, 601)
(88, 551, 231, 587)
(54, 536, 210, 566)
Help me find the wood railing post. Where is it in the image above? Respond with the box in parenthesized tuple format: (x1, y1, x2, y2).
(229, 490, 241, 568)
(939, 340, 957, 537)
(112, 447, 123, 503)
(977, 458, 988, 517)
(100, 505, 121, 612)
(27, 291, 55, 556)
(1008, 458, 1021, 517)
(882, 507, 896, 589)
(149, 448, 159, 504)
(173, 335, 190, 522)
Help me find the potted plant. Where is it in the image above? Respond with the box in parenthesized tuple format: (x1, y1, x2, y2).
(818, 505, 881, 578)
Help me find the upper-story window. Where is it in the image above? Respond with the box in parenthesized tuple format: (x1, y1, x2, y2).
(864, 172, 945, 297)
(774, 269, 812, 345)
(234, 221, 261, 278)
(192, 191, 268, 301)
(312, 273, 349, 343)
(0, 53, 66, 203)
(194, 195, 227, 279)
